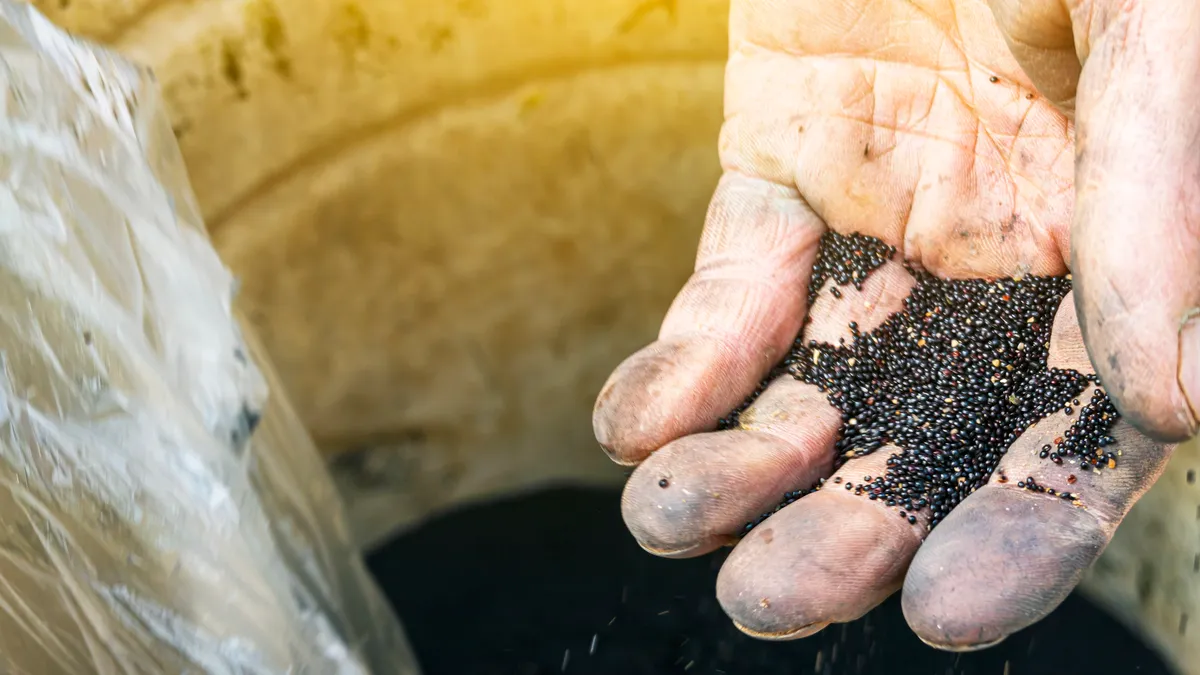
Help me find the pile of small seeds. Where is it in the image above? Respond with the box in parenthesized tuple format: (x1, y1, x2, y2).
(726, 232, 1122, 533)
(718, 232, 896, 430)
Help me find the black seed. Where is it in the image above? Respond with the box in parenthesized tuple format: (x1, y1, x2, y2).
(658, 479, 669, 488)
(724, 232, 1120, 534)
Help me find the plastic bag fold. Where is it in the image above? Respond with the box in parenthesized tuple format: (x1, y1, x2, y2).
(0, 3, 420, 673)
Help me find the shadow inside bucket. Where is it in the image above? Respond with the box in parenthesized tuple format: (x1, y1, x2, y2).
(368, 486, 1171, 675)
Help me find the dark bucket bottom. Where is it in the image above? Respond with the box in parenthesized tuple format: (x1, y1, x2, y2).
(368, 486, 1171, 675)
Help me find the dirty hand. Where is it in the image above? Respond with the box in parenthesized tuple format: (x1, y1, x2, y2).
(592, 0, 1195, 650)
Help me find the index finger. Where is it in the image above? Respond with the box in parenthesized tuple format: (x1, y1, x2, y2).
(593, 171, 824, 465)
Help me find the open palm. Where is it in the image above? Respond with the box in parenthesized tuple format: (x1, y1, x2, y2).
(593, 0, 1195, 649)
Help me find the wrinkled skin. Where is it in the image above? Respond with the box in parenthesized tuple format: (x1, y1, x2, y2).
(593, 0, 1199, 651)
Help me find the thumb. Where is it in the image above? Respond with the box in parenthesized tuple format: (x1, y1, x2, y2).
(1071, 1, 1200, 442)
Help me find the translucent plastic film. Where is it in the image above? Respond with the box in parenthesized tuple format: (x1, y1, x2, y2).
(0, 3, 420, 673)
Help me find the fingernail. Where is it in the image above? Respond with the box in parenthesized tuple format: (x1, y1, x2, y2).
(592, 380, 643, 466)
(732, 620, 829, 641)
(636, 539, 728, 559)
(591, 338, 702, 465)
(1176, 311, 1200, 436)
(916, 634, 1007, 653)
(636, 541, 701, 558)
(592, 377, 622, 450)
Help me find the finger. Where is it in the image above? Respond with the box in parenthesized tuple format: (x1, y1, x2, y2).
(620, 380, 839, 558)
(593, 171, 824, 465)
(620, 262, 916, 557)
(985, 0, 1082, 113)
(902, 293, 1175, 650)
(1069, 0, 1200, 442)
(700, 264, 926, 639)
(716, 450, 926, 640)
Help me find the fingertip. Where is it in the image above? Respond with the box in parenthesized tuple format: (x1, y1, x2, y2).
(1071, 266, 1198, 444)
(902, 487, 1107, 650)
(716, 488, 917, 637)
(1113, 393, 1199, 446)
(1045, 292, 1196, 443)
(617, 435, 746, 558)
(593, 336, 731, 465)
(619, 402, 838, 558)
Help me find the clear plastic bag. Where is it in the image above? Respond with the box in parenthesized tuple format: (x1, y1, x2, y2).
(0, 3, 420, 672)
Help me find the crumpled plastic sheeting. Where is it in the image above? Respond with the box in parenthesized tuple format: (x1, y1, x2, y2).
(0, 3, 421, 673)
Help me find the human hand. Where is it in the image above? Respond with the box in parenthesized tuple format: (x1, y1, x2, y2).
(592, 0, 1192, 650)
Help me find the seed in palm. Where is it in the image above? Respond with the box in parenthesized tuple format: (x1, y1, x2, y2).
(728, 232, 1121, 534)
